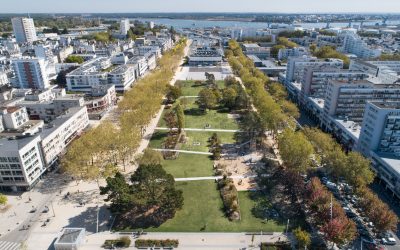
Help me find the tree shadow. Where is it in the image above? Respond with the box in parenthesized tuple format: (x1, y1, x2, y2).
(66, 204, 111, 233)
(184, 108, 205, 116)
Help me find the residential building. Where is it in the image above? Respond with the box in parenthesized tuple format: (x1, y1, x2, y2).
(286, 56, 343, 83)
(120, 19, 130, 36)
(11, 17, 37, 44)
(12, 58, 50, 90)
(342, 33, 382, 58)
(241, 43, 270, 59)
(188, 47, 223, 66)
(278, 47, 308, 61)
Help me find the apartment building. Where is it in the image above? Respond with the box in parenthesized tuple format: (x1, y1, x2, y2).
(357, 102, 400, 198)
(40, 106, 88, 167)
(286, 56, 343, 83)
(0, 71, 9, 87)
(108, 65, 136, 91)
(324, 80, 400, 123)
(120, 19, 130, 36)
(0, 106, 89, 191)
(301, 69, 368, 98)
(350, 59, 399, 84)
(342, 33, 382, 58)
(12, 58, 50, 90)
(241, 43, 270, 59)
(11, 17, 37, 44)
(278, 47, 308, 61)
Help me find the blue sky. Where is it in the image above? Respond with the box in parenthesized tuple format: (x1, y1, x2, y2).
(1, 0, 400, 13)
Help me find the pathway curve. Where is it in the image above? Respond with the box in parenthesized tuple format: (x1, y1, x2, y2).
(155, 127, 241, 133)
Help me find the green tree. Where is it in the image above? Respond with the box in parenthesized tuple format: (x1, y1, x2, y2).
(270, 45, 285, 59)
(197, 88, 219, 111)
(65, 55, 84, 64)
(222, 87, 238, 110)
(174, 104, 185, 132)
(166, 85, 182, 103)
(293, 227, 311, 249)
(278, 129, 314, 173)
(0, 193, 7, 206)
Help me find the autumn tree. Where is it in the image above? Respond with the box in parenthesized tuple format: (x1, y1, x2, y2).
(139, 149, 163, 166)
(197, 88, 219, 111)
(278, 129, 314, 173)
(293, 227, 311, 249)
(166, 85, 182, 103)
(0, 193, 7, 206)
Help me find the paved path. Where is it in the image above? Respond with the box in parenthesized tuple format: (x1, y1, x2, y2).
(81, 231, 291, 250)
(175, 174, 258, 182)
(155, 127, 241, 133)
(134, 40, 191, 156)
(181, 95, 199, 98)
(153, 148, 212, 155)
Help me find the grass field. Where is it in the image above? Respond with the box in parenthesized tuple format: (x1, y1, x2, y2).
(176, 80, 225, 96)
(162, 154, 214, 178)
(146, 181, 285, 232)
(158, 99, 239, 130)
(149, 130, 236, 152)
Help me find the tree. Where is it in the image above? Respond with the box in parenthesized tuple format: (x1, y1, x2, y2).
(270, 45, 285, 59)
(197, 88, 219, 111)
(174, 104, 185, 132)
(279, 100, 300, 119)
(204, 72, 216, 86)
(101, 165, 183, 227)
(222, 87, 238, 110)
(0, 193, 7, 206)
(138, 149, 163, 166)
(320, 217, 357, 246)
(278, 129, 314, 173)
(56, 66, 79, 87)
(277, 37, 298, 48)
(65, 55, 84, 64)
(61, 28, 69, 34)
(166, 85, 182, 103)
(312, 46, 349, 69)
(293, 227, 311, 249)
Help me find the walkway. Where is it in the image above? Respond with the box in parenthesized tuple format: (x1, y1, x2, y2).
(155, 127, 241, 133)
(82, 232, 291, 250)
(134, 40, 192, 156)
(153, 149, 212, 155)
(175, 174, 257, 182)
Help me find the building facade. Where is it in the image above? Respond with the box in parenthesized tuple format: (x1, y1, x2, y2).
(11, 17, 37, 44)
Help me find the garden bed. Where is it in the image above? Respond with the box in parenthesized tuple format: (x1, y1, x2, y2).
(135, 239, 179, 248)
(218, 177, 241, 221)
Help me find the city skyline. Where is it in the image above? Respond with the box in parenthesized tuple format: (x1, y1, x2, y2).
(1, 0, 400, 14)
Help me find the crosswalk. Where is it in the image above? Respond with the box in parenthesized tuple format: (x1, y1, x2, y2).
(0, 241, 20, 250)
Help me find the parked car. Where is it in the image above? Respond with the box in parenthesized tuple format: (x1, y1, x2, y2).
(381, 232, 396, 245)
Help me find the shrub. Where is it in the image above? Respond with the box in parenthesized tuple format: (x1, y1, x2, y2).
(135, 239, 179, 248)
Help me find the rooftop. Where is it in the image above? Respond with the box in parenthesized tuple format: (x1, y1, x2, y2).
(57, 228, 85, 244)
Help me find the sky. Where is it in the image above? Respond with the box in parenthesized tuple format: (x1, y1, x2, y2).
(1, 0, 400, 13)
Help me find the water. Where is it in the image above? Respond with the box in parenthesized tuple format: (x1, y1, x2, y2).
(133, 18, 400, 30)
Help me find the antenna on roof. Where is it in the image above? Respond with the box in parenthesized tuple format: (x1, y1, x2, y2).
(28, 13, 31, 18)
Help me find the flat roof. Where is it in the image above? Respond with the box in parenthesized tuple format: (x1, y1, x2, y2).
(57, 228, 85, 244)
(333, 118, 361, 141)
(372, 151, 400, 177)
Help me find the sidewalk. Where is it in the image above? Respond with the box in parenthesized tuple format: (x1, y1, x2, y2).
(81, 232, 290, 250)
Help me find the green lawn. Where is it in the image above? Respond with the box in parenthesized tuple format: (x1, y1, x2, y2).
(149, 130, 236, 152)
(176, 80, 225, 96)
(158, 100, 239, 130)
(147, 181, 285, 232)
(162, 154, 214, 178)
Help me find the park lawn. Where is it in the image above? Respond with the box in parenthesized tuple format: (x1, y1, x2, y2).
(149, 130, 236, 152)
(158, 100, 239, 130)
(162, 154, 214, 178)
(147, 181, 285, 232)
(176, 80, 225, 96)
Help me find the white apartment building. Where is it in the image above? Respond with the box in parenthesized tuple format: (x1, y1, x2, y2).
(0, 135, 45, 191)
(357, 102, 400, 199)
(324, 80, 400, 123)
(108, 65, 136, 91)
(286, 56, 344, 83)
(278, 47, 308, 61)
(350, 59, 399, 84)
(0, 71, 9, 87)
(40, 106, 89, 167)
(301, 69, 368, 98)
(241, 44, 270, 59)
(120, 19, 130, 36)
(12, 58, 50, 90)
(342, 33, 382, 59)
(0, 106, 29, 130)
(11, 17, 37, 44)
(0, 106, 89, 191)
